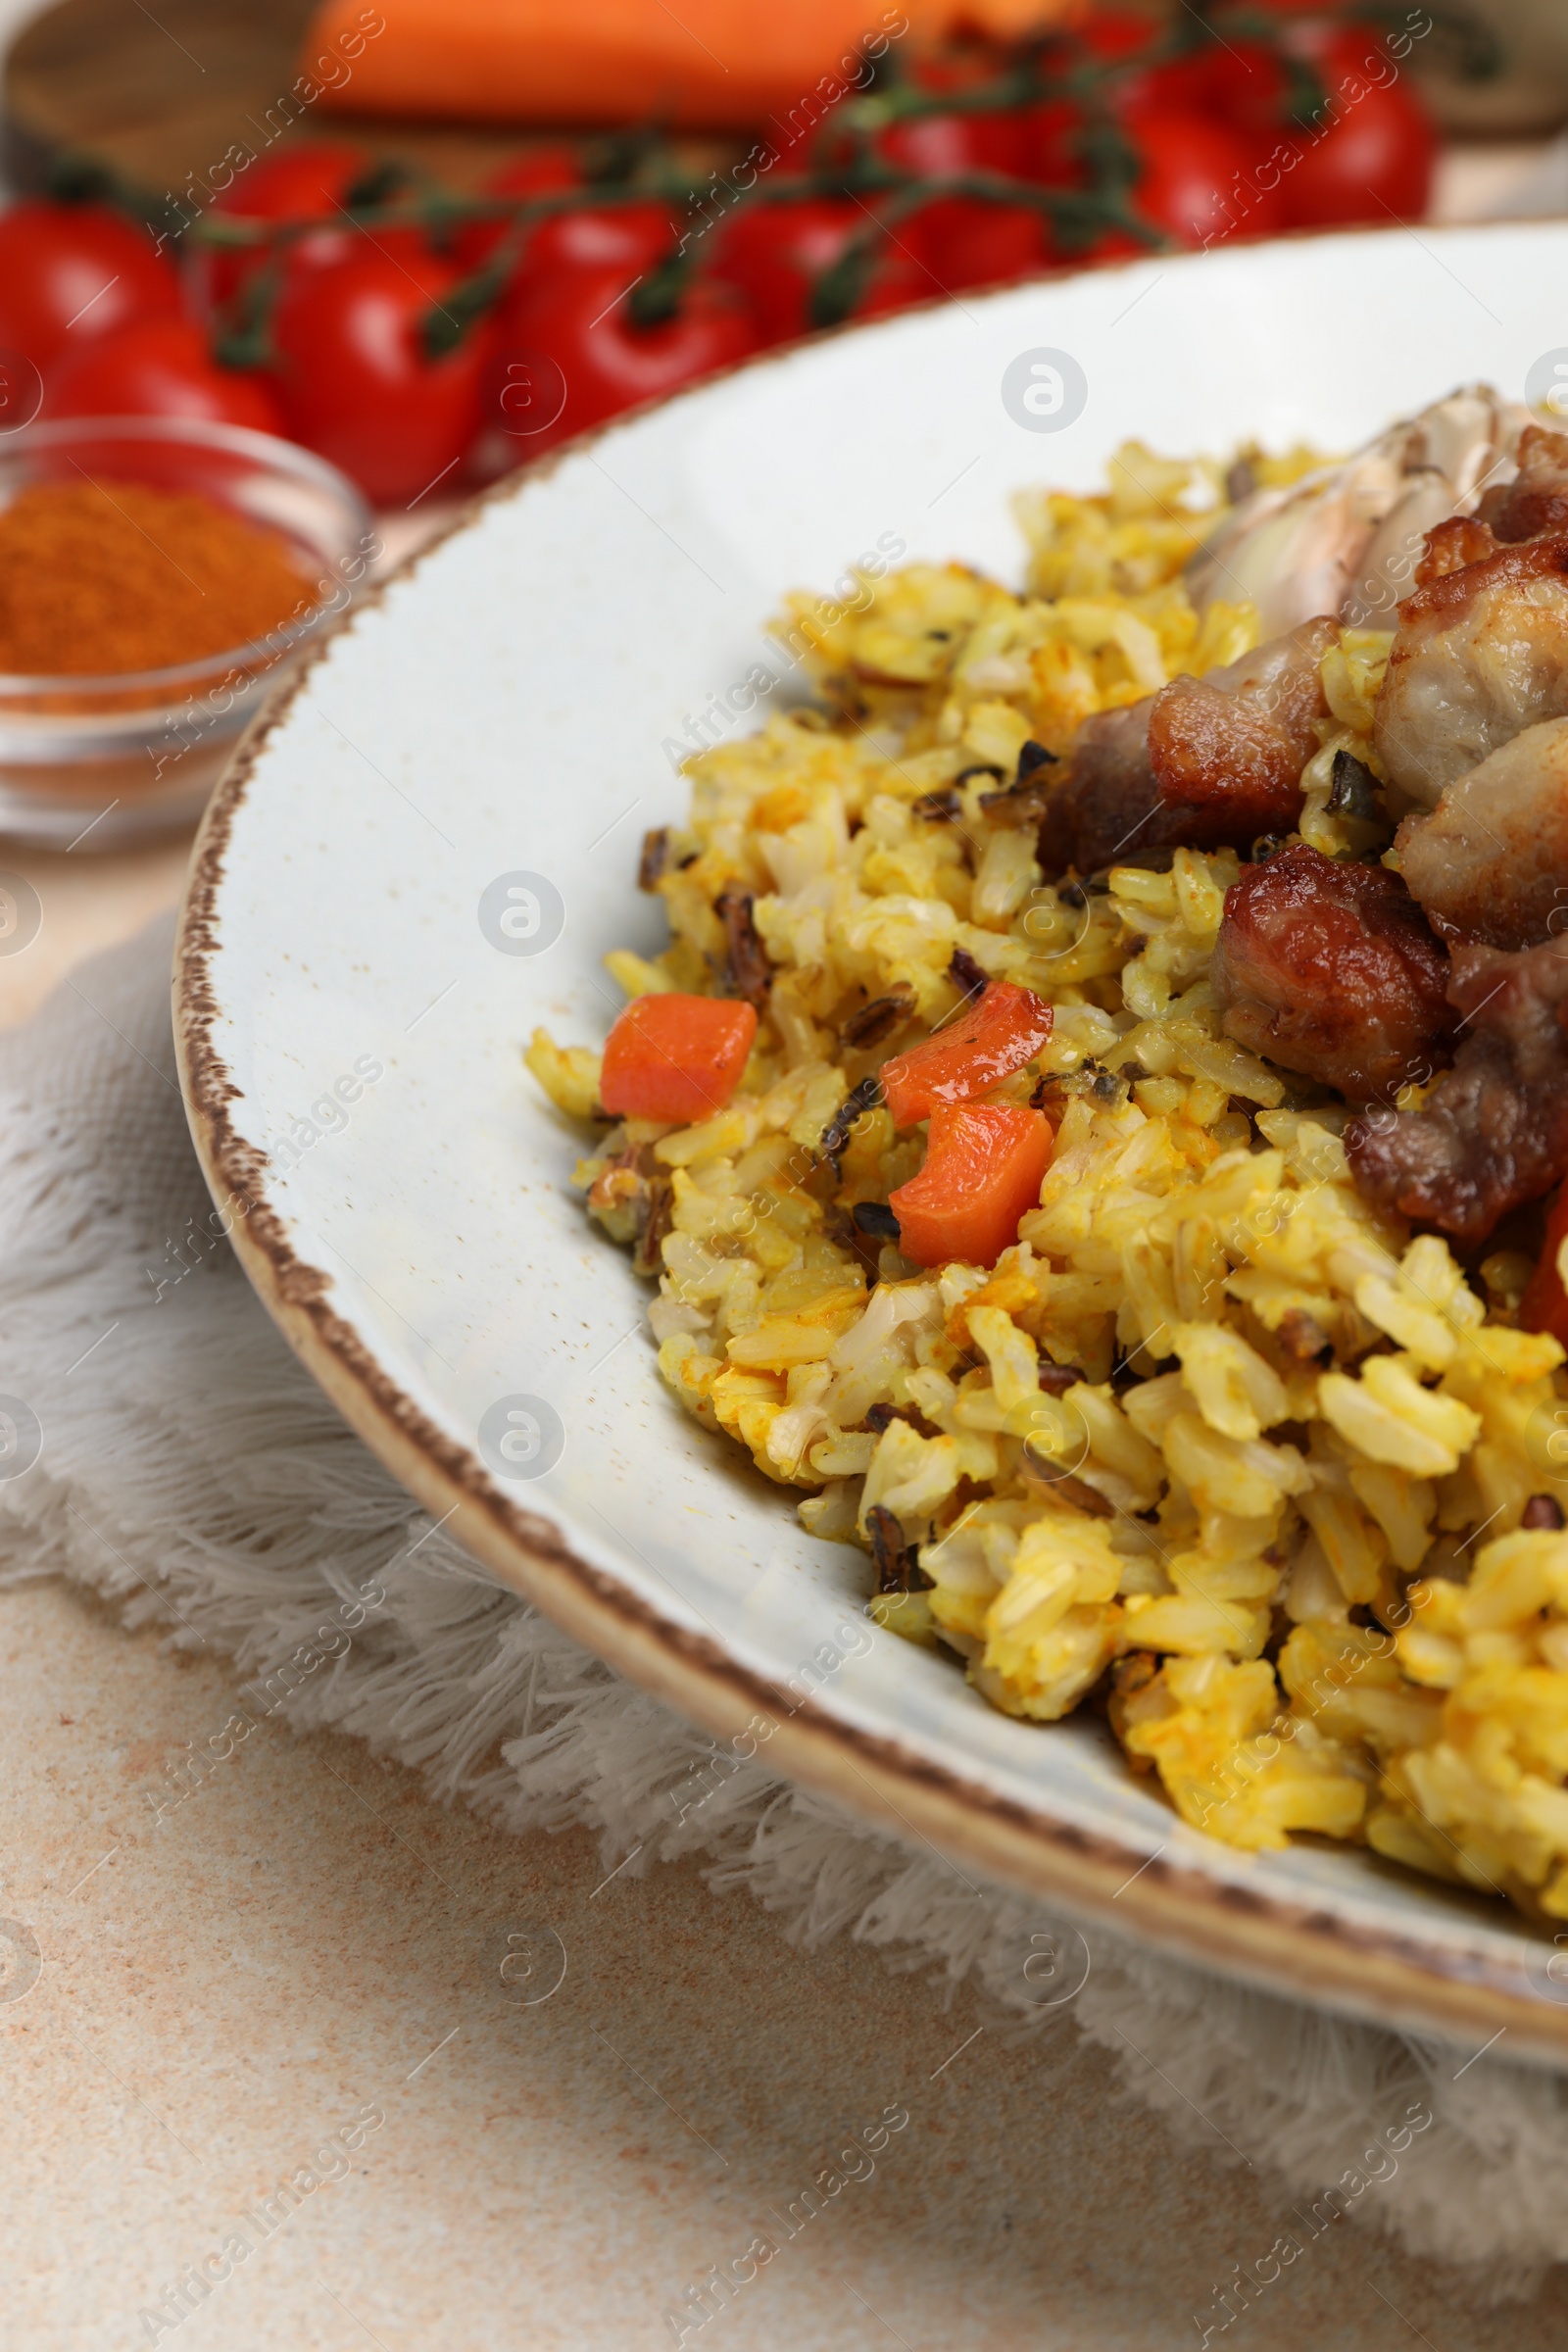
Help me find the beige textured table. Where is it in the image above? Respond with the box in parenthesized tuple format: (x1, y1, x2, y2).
(11, 1559, 1568, 2352)
(9, 134, 1568, 2348)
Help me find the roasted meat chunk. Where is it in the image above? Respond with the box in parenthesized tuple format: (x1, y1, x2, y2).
(1348, 938, 1568, 1243)
(1043, 618, 1336, 876)
(1396, 716, 1568, 951)
(1040, 696, 1155, 877)
(1477, 423, 1568, 545)
(1412, 514, 1497, 585)
(1211, 844, 1454, 1103)
(1373, 530, 1568, 808)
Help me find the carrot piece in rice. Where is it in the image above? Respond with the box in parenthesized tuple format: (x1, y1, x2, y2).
(891, 1103, 1054, 1268)
(600, 993, 757, 1124)
(881, 982, 1054, 1129)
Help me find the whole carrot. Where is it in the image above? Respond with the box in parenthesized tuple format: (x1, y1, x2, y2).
(301, 0, 1078, 131)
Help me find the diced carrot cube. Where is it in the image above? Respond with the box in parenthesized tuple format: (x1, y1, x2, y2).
(890, 1103, 1054, 1269)
(881, 981, 1053, 1129)
(599, 993, 757, 1124)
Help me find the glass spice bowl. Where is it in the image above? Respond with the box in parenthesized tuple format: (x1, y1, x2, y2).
(0, 416, 376, 849)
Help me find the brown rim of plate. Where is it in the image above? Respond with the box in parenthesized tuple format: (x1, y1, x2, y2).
(174, 231, 1568, 2064)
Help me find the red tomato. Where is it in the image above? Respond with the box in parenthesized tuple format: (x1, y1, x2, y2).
(269, 250, 486, 505)
(882, 96, 1025, 181)
(454, 145, 582, 271)
(1022, 59, 1270, 262)
(193, 140, 374, 316)
(481, 265, 760, 461)
(1193, 35, 1296, 140)
(1026, 14, 1222, 172)
(710, 195, 861, 341)
(1070, 12, 1223, 120)
(1018, 96, 1084, 192)
(708, 196, 932, 338)
(1130, 111, 1286, 247)
(524, 198, 682, 276)
(914, 198, 1047, 295)
(47, 318, 283, 434)
(1199, 22, 1435, 224)
(855, 237, 943, 318)
(1274, 33, 1435, 224)
(879, 67, 1044, 293)
(0, 202, 179, 376)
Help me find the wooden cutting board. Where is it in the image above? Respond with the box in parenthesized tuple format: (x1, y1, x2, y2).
(0, 0, 699, 209)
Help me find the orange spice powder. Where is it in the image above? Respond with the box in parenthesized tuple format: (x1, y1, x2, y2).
(0, 478, 319, 676)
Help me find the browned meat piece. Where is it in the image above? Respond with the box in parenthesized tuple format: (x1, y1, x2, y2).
(1039, 697, 1153, 875)
(1348, 939, 1568, 1244)
(1396, 716, 1568, 951)
(1373, 531, 1568, 809)
(1149, 622, 1335, 828)
(1477, 424, 1568, 544)
(1042, 619, 1336, 876)
(1413, 515, 1497, 585)
(1210, 844, 1454, 1104)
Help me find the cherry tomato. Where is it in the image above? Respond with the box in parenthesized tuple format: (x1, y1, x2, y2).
(1205, 9, 1387, 131)
(480, 264, 760, 463)
(1273, 31, 1435, 224)
(1198, 21, 1434, 224)
(269, 250, 486, 505)
(916, 196, 1047, 294)
(853, 235, 942, 318)
(710, 195, 860, 341)
(1130, 111, 1286, 247)
(881, 94, 1025, 181)
(1190, 34, 1297, 141)
(193, 140, 374, 317)
(47, 318, 283, 434)
(1067, 11, 1223, 119)
(1018, 95, 1083, 192)
(454, 145, 582, 271)
(709, 195, 937, 338)
(1020, 34, 1244, 261)
(525, 199, 682, 275)
(0, 202, 180, 377)
(877, 62, 1045, 293)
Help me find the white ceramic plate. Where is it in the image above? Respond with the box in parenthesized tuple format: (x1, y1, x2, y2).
(177, 222, 1568, 2058)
